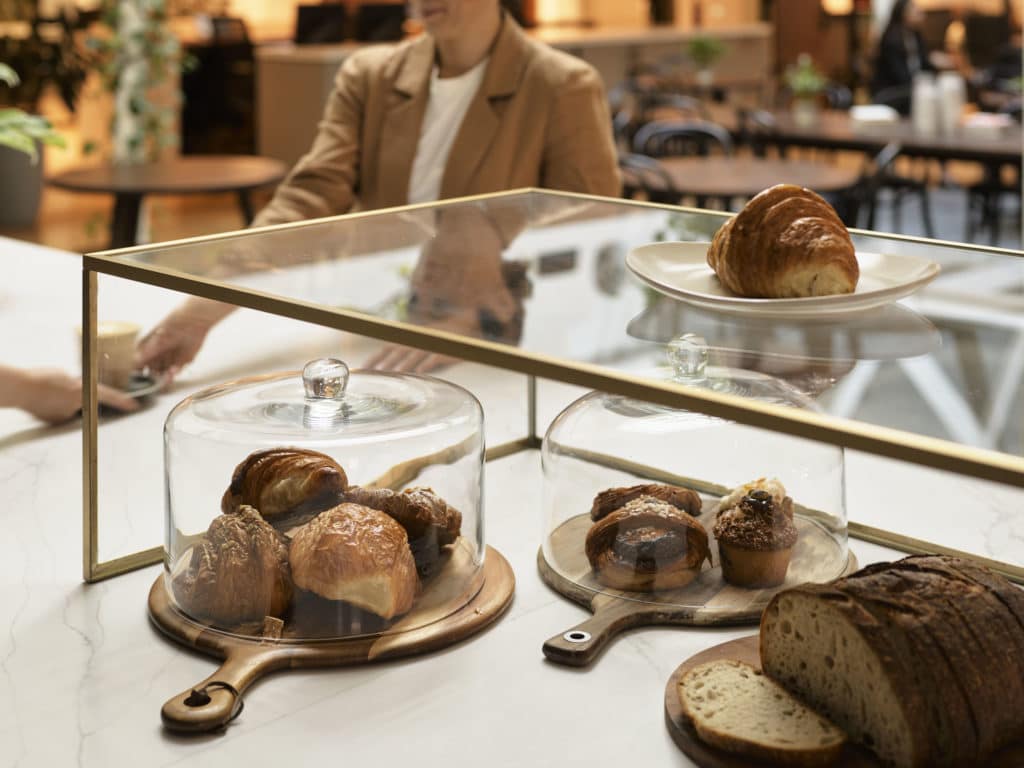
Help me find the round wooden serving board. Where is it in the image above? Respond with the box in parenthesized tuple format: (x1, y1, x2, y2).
(663, 635, 1024, 768)
(150, 544, 514, 734)
(539, 511, 857, 667)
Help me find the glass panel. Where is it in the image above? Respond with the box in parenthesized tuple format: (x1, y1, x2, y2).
(103, 190, 1024, 463)
(91, 275, 526, 567)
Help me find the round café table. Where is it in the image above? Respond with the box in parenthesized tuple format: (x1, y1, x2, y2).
(48, 155, 287, 249)
(656, 156, 860, 207)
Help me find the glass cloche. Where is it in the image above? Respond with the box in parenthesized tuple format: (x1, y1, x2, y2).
(163, 358, 485, 640)
(541, 336, 850, 623)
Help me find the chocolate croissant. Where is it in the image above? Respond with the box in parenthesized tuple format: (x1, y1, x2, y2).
(289, 503, 418, 619)
(344, 486, 462, 578)
(585, 496, 711, 591)
(707, 184, 858, 298)
(222, 448, 348, 531)
(172, 505, 293, 626)
(590, 483, 702, 522)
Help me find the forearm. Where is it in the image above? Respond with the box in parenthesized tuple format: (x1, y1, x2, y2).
(0, 365, 33, 410)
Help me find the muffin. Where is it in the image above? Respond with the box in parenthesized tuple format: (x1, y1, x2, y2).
(712, 489, 798, 588)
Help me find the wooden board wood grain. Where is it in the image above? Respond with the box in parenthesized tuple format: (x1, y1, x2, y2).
(151, 544, 514, 734)
(663, 635, 1024, 768)
(539, 508, 857, 667)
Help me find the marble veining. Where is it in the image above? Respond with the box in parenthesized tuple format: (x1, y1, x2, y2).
(1, 236, 1022, 767)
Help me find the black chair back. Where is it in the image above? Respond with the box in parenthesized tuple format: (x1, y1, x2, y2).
(631, 120, 733, 158)
(618, 153, 677, 203)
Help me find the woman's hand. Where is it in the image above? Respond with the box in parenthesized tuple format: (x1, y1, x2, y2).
(135, 298, 235, 377)
(7, 368, 139, 425)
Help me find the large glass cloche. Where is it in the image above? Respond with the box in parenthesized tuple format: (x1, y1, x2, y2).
(541, 336, 851, 623)
(163, 358, 485, 640)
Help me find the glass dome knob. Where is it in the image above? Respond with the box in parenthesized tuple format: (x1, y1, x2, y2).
(303, 358, 350, 401)
(668, 334, 708, 385)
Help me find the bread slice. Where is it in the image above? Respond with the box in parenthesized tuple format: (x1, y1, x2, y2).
(760, 556, 1024, 768)
(678, 660, 846, 767)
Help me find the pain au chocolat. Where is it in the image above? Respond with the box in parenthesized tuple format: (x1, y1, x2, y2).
(172, 505, 293, 626)
(222, 447, 348, 531)
(344, 485, 462, 577)
(585, 496, 711, 591)
(707, 184, 859, 299)
(590, 483, 703, 522)
(289, 503, 418, 619)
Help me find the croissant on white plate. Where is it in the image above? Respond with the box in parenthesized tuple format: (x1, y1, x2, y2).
(707, 184, 859, 299)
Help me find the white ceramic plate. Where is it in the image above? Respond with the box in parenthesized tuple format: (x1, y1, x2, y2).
(627, 241, 941, 319)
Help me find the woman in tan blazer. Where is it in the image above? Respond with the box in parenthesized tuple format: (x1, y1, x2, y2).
(137, 0, 620, 375)
(254, 1, 620, 225)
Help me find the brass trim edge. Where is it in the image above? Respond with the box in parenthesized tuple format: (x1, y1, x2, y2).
(88, 546, 165, 583)
(79, 261, 1024, 488)
(848, 521, 1024, 585)
(82, 270, 98, 581)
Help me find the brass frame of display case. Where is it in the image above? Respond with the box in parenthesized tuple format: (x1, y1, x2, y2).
(82, 189, 1024, 583)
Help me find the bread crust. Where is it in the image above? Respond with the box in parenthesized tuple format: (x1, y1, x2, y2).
(289, 503, 418, 619)
(343, 485, 462, 578)
(590, 483, 702, 522)
(173, 505, 293, 626)
(679, 660, 846, 768)
(222, 448, 348, 529)
(585, 496, 711, 591)
(761, 555, 1024, 767)
(707, 184, 858, 298)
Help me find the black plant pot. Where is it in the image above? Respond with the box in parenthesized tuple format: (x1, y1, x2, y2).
(0, 145, 44, 228)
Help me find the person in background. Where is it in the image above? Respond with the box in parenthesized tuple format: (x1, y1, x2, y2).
(0, 365, 138, 425)
(871, 0, 935, 113)
(136, 0, 620, 376)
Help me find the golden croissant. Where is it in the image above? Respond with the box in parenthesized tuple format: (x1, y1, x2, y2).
(172, 505, 293, 626)
(222, 448, 348, 531)
(707, 184, 858, 298)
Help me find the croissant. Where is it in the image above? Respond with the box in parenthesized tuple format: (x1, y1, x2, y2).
(289, 503, 418, 619)
(222, 448, 348, 530)
(707, 184, 858, 298)
(590, 483, 702, 522)
(172, 505, 293, 626)
(344, 486, 462, 578)
(585, 496, 711, 591)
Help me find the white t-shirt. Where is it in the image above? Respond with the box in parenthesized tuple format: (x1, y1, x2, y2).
(407, 58, 489, 205)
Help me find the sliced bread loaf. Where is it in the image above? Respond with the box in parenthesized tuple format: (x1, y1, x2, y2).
(760, 555, 1024, 768)
(678, 659, 847, 767)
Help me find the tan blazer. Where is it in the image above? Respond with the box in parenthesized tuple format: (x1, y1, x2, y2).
(253, 15, 620, 227)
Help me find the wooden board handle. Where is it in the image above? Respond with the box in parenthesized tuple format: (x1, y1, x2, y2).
(542, 597, 660, 667)
(161, 648, 275, 734)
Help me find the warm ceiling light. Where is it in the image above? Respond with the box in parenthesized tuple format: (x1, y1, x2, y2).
(822, 0, 854, 13)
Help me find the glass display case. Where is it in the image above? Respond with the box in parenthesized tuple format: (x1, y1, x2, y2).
(541, 335, 850, 623)
(81, 189, 1024, 583)
(163, 357, 484, 639)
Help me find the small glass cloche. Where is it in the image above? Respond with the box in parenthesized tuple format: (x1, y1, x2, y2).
(541, 336, 850, 622)
(163, 358, 484, 640)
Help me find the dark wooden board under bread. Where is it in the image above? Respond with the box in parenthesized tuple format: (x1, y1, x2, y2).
(664, 635, 1024, 768)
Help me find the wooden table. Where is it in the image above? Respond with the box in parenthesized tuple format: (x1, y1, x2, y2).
(48, 155, 287, 249)
(657, 156, 860, 204)
(724, 108, 1023, 165)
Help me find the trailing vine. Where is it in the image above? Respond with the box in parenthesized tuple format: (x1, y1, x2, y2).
(86, 0, 188, 164)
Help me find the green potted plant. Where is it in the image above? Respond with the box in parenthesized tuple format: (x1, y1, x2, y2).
(686, 35, 726, 88)
(784, 53, 828, 126)
(0, 64, 65, 227)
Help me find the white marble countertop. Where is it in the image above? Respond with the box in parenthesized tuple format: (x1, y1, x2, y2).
(2, 236, 1022, 767)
